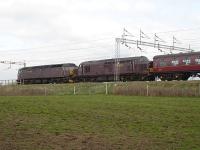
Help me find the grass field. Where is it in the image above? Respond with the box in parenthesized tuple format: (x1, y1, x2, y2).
(0, 95, 200, 149)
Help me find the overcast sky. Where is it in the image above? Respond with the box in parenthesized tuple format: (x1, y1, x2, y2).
(1, 0, 200, 80)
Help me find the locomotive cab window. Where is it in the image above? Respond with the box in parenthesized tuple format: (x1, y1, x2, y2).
(84, 65, 90, 73)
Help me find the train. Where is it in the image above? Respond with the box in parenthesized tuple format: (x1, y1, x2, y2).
(17, 63, 78, 84)
(17, 51, 200, 84)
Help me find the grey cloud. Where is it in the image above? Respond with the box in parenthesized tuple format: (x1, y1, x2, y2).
(0, 0, 200, 79)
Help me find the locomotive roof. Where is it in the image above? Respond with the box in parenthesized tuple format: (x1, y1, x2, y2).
(80, 56, 149, 65)
(19, 63, 77, 70)
(154, 51, 200, 59)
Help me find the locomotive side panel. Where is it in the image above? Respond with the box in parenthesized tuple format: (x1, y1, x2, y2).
(78, 61, 111, 81)
(78, 56, 149, 82)
(19, 66, 64, 80)
(18, 68, 42, 80)
(41, 67, 64, 78)
(18, 63, 78, 84)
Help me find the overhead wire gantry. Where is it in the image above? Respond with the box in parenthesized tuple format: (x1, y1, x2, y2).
(0, 60, 26, 69)
(114, 28, 195, 82)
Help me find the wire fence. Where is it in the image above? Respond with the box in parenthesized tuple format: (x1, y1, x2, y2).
(0, 80, 17, 86)
(0, 81, 200, 97)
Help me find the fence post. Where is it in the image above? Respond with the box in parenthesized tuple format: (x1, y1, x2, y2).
(74, 86, 76, 95)
(44, 87, 47, 96)
(105, 82, 108, 95)
(146, 83, 149, 96)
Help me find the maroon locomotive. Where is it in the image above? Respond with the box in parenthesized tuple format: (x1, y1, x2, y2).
(17, 63, 78, 84)
(78, 56, 149, 82)
(152, 51, 200, 80)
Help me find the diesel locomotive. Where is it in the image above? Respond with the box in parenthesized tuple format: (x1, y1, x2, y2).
(78, 56, 149, 82)
(17, 63, 78, 84)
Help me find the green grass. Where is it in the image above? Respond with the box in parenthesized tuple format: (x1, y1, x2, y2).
(0, 95, 200, 149)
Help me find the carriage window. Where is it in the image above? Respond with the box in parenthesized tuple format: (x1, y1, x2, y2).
(182, 56, 191, 65)
(159, 58, 166, 67)
(171, 57, 179, 66)
(84, 66, 90, 73)
(195, 56, 200, 64)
